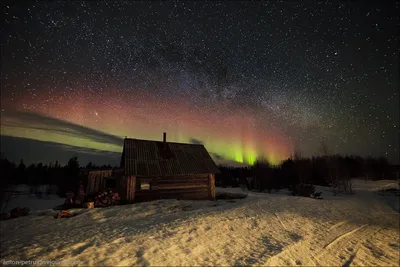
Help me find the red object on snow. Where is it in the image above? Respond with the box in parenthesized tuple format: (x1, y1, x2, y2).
(54, 210, 76, 219)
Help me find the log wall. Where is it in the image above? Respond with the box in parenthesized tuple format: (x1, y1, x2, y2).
(86, 171, 216, 203)
(134, 174, 212, 202)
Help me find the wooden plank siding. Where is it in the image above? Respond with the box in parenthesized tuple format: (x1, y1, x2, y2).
(86, 170, 114, 195)
(117, 176, 127, 202)
(86, 175, 103, 195)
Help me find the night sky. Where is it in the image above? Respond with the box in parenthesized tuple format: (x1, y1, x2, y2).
(1, 1, 399, 166)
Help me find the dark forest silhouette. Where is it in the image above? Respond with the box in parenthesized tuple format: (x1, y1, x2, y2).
(0, 156, 118, 201)
(0, 152, 397, 205)
(216, 154, 396, 195)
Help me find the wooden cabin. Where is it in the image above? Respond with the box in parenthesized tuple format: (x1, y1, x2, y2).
(85, 133, 220, 203)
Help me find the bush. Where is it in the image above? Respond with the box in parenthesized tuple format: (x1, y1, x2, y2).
(94, 190, 121, 207)
(289, 183, 316, 197)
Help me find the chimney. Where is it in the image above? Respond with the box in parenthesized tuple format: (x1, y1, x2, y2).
(163, 132, 166, 149)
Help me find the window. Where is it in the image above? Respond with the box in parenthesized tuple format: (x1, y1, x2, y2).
(105, 178, 117, 189)
(141, 181, 150, 190)
(137, 179, 151, 191)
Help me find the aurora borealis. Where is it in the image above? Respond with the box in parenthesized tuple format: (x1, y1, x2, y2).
(1, 2, 399, 166)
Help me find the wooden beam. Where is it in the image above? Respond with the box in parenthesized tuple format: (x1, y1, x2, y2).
(157, 184, 208, 190)
(158, 178, 208, 184)
(132, 176, 136, 202)
(125, 175, 136, 203)
(156, 188, 209, 194)
(209, 173, 216, 200)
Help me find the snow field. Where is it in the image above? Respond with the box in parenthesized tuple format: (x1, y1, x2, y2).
(1, 179, 399, 266)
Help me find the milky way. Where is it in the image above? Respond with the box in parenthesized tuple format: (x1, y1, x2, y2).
(1, 1, 399, 165)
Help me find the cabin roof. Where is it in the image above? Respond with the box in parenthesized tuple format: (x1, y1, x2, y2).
(121, 138, 220, 176)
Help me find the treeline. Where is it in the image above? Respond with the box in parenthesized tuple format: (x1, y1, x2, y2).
(216, 155, 397, 194)
(0, 156, 118, 197)
(0, 154, 397, 198)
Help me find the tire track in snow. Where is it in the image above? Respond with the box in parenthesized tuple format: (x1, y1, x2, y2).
(274, 213, 287, 230)
(264, 238, 318, 266)
(266, 222, 373, 266)
(313, 224, 378, 266)
(328, 221, 347, 231)
(324, 224, 368, 249)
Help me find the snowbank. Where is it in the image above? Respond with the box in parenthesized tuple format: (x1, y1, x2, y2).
(1, 179, 399, 266)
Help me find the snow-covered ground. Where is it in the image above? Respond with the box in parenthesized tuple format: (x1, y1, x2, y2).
(1, 194, 64, 213)
(1, 184, 63, 213)
(1, 179, 399, 266)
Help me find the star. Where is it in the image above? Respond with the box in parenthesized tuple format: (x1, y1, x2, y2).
(0, 1, 398, 165)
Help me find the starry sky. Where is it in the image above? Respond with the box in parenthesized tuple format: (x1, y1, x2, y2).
(1, 1, 399, 166)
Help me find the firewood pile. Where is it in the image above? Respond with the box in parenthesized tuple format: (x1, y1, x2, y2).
(94, 190, 121, 207)
(63, 185, 121, 209)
